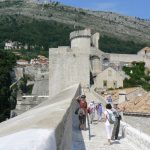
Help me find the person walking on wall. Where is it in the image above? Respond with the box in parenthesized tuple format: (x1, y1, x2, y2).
(76, 95, 87, 130)
(104, 103, 114, 145)
(87, 101, 96, 124)
(111, 103, 122, 140)
(96, 103, 103, 121)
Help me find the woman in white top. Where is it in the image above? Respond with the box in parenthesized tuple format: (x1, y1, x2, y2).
(88, 101, 96, 124)
(104, 103, 113, 145)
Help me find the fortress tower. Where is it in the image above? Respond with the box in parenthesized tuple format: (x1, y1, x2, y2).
(90, 32, 102, 76)
(49, 29, 91, 98)
(70, 28, 91, 54)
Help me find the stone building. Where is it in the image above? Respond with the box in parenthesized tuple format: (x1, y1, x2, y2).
(95, 67, 124, 89)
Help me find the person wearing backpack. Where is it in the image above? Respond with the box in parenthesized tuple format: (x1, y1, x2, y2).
(111, 103, 122, 140)
(76, 95, 87, 130)
(104, 103, 115, 145)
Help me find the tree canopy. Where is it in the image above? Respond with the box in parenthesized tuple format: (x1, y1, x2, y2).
(0, 50, 16, 122)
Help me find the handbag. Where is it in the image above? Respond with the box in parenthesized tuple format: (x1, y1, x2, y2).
(75, 108, 79, 115)
(118, 115, 122, 120)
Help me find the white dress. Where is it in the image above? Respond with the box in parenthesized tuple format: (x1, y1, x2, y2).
(104, 109, 113, 139)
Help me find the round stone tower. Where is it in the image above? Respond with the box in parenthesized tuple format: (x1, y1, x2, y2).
(70, 28, 91, 54)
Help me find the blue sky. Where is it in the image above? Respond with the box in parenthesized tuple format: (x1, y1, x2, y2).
(41, 0, 150, 19)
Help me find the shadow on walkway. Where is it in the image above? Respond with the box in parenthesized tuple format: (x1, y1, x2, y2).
(72, 111, 86, 150)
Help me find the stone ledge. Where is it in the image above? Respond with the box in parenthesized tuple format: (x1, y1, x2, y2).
(0, 84, 81, 150)
(120, 121, 150, 150)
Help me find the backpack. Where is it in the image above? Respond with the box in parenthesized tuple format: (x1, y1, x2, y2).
(75, 108, 79, 115)
(78, 108, 85, 116)
(107, 111, 116, 124)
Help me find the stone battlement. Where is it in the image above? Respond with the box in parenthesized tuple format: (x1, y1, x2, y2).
(70, 28, 91, 40)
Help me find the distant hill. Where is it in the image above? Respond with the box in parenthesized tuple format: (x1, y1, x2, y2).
(0, 0, 150, 54)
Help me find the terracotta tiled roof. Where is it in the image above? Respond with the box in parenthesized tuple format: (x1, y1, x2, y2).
(109, 87, 138, 101)
(119, 92, 150, 113)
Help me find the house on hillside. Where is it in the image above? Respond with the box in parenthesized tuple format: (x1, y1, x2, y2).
(95, 67, 125, 89)
(4, 41, 23, 50)
(4, 41, 17, 50)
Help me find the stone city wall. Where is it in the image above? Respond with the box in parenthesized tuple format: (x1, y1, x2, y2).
(0, 84, 81, 150)
(120, 121, 150, 150)
(109, 53, 143, 63)
(90, 47, 104, 57)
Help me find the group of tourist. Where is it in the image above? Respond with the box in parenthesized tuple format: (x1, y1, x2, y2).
(87, 101, 103, 123)
(75, 94, 122, 145)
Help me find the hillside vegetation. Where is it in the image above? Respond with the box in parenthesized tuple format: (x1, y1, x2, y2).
(0, 50, 16, 122)
(0, 0, 150, 54)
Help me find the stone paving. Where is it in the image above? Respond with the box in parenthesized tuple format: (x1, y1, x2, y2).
(72, 92, 138, 150)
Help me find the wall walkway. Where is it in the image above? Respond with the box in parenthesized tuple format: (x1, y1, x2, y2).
(0, 84, 149, 150)
(72, 91, 138, 150)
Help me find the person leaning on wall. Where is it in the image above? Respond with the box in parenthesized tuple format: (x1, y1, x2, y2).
(76, 95, 87, 130)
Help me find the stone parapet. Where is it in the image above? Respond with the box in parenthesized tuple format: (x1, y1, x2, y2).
(120, 121, 150, 150)
(70, 28, 91, 40)
(0, 84, 81, 150)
